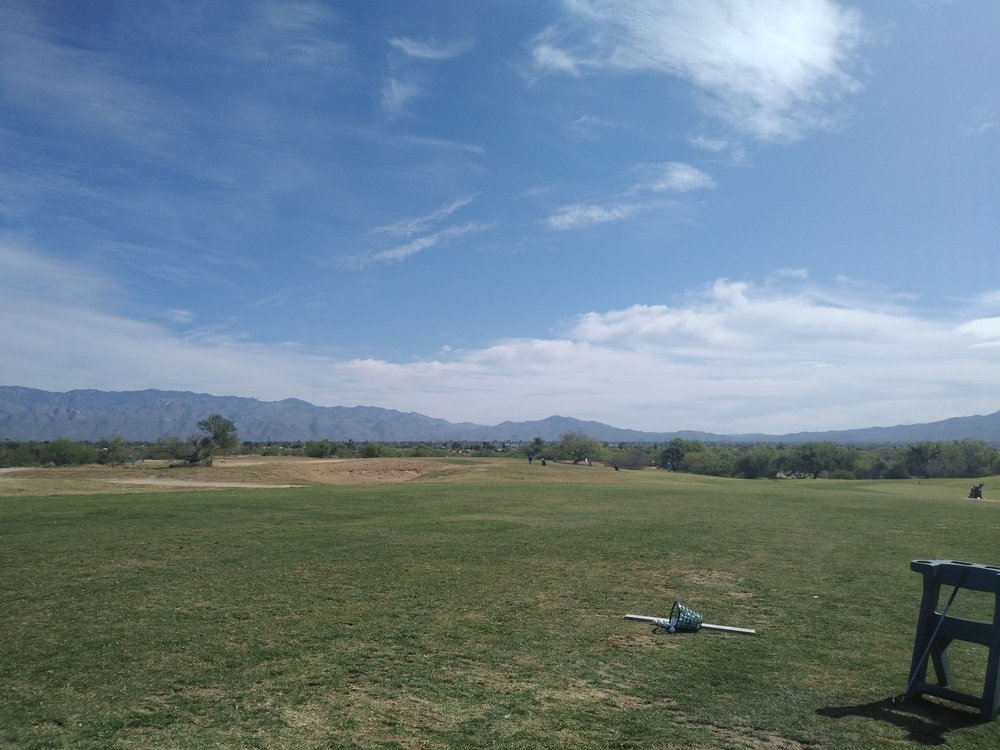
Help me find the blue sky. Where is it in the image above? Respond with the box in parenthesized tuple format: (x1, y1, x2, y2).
(2, 0, 998, 434)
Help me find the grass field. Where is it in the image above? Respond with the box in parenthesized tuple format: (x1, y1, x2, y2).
(3, 458, 1000, 749)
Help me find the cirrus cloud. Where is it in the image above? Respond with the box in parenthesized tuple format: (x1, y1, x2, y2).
(389, 36, 474, 61)
(542, 160, 714, 230)
(541, 201, 640, 231)
(635, 162, 716, 193)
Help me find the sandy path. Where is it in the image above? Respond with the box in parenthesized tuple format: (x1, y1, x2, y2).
(107, 478, 301, 489)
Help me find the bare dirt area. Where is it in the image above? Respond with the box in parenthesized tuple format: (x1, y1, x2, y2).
(211, 456, 460, 486)
(106, 478, 302, 489)
(0, 456, 463, 496)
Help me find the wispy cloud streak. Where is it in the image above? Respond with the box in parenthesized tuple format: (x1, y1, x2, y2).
(389, 36, 474, 60)
(371, 196, 476, 238)
(0, 5, 179, 151)
(364, 222, 490, 266)
(380, 77, 423, 118)
(542, 161, 714, 230)
(634, 162, 716, 193)
(542, 202, 640, 231)
(532, 43, 583, 76)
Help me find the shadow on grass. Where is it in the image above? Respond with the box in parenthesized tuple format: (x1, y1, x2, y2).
(816, 696, 984, 746)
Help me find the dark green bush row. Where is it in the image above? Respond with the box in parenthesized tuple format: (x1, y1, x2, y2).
(3, 434, 997, 479)
(592, 438, 999, 479)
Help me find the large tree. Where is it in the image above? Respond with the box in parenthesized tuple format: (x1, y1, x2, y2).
(197, 414, 239, 454)
(554, 431, 604, 464)
(169, 414, 239, 467)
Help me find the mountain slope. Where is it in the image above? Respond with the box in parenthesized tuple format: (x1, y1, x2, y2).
(1, 386, 998, 444)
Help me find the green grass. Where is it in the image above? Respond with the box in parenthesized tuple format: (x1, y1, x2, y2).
(3, 461, 1000, 748)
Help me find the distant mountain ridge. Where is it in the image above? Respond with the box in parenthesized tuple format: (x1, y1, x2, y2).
(1, 386, 999, 444)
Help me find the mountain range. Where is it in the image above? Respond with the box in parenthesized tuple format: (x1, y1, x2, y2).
(1, 386, 999, 444)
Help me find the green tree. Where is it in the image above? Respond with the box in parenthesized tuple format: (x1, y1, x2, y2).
(960, 440, 1000, 477)
(197, 414, 239, 453)
(782, 442, 858, 479)
(614, 446, 652, 470)
(305, 440, 335, 458)
(901, 442, 940, 479)
(41, 439, 99, 466)
(682, 445, 735, 477)
(359, 442, 399, 458)
(1, 442, 43, 467)
(149, 435, 193, 461)
(96, 436, 132, 465)
(177, 414, 240, 466)
(553, 432, 604, 464)
(734, 445, 779, 479)
(658, 438, 701, 470)
(522, 437, 548, 460)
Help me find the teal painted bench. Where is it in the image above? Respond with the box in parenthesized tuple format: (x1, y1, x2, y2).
(906, 559, 1000, 721)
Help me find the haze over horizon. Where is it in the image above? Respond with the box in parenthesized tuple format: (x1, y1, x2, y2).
(2, 1, 998, 435)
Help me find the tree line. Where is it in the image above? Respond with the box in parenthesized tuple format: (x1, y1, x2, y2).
(2, 422, 998, 480)
(0, 414, 240, 468)
(525, 433, 1000, 479)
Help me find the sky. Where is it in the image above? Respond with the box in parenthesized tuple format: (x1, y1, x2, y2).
(1, 0, 998, 435)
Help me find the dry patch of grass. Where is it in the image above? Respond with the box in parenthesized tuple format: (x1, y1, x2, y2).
(0, 456, 465, 496)
(538, 678, 678, 712)
(604, 632, 672, 653)
(682, 722, 810, 749)
(0, 466, 137, 496)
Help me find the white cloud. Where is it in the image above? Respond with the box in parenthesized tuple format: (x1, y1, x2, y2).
(0, 242, 115, 303)
(388, 36, 474, 61)
(3, 247, 999, 435)
(371, 196, 476, 238)
(689, 135, 729, 153)
(977, 289, 1000, 309)
(956, 317, 1000, 347)
(380, 77, 423, 117)
(258, 1, 338, 32)
(570, 278, 925, 354)
(543, 0, 866, 141)
(350, 222, 490, 268)
(638, 162, 716, 192)
(239, 1, 348, 70)
(353, 196, 487, 266)
(394, 135, 486, 155)
(0, 5, 180, 151)
(543, 162, 712, 230)
(570, 114, 617, 138)
(532, 43, 583, 76)
(542, 202, 641, 230)
(166, 309, 195, 324)
(687, 135, 751, 165)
